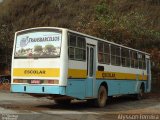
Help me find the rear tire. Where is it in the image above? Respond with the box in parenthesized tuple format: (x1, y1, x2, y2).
(94, 85, 107, 107)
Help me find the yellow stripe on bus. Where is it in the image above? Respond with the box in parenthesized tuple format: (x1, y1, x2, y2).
(68, 69, 87, 78)
(13, 68, 60, 77)
(13, 68, 147, 80)
(67, 69, 147, 80)
(96, 71, 147, 80)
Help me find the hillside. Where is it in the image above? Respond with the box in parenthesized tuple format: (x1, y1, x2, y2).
(0, 0, 160, 72)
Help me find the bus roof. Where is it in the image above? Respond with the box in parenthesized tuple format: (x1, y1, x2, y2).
(15, 27, 150, 56)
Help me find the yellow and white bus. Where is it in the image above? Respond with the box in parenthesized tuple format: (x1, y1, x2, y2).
(11, 27, 151, 107)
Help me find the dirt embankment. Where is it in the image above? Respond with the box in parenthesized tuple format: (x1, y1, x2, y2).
(0, 84, 10, 91)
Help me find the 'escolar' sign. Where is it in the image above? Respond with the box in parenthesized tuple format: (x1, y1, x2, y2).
(24, 70, 46, 75)
(102, 72, 116, 78)
(13, 68, 60, 77)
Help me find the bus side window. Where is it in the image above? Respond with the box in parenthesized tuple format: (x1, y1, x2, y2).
(138, 53, 143, 69)
(69, 35, 76, 47)
(68, 34, 86, 61)
(131, 51, 138, 69)
(69, 47, 75, 59)
(115, 46, 120, 66)
(104, 43, 110, 64)
(121, 48, 130, 67)
(98, 42, 110, 65)
(68, 34, 76, 59)
(138, 53, 146, 70)
(131, 51, 134, 68)
(134, 52, 138, 68)
(111, 45, 120, 66)
(98, 42, 104, 63)
(142, 54, 146, 69)
(98, 53, 103, 63)
(111, 45, 116, 65)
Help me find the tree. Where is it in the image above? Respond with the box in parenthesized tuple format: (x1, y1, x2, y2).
(44, 44, 56, 53)
(34, 45, 42, 52)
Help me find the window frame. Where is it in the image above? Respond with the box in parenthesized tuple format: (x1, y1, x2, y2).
(138, 52, 146, 70)
(121, 48, 130, 67)
(98, 41, 110, 65)
(68, 33, 86, 61)
(130, 50, 139, 69)
(111, 45, 121, 66)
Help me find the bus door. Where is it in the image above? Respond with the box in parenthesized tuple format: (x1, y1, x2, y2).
(86, 44, 96, 97)
(146, 59, 151, 92)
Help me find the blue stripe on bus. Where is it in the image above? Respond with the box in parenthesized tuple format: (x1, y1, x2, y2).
(66, 79, 147, 99)
(96, 79, 147, 96)
(11, 79, 147, 100)
(11, 85, 66, 95)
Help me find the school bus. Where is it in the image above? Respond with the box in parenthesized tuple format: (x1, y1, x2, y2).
(11, 27, 151, 107)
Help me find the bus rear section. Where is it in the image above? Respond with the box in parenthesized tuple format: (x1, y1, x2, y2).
(11, 27, 69, 98)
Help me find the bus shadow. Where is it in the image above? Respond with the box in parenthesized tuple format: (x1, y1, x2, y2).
(36, 100, 91, 111)
(36, 94, 160, 112)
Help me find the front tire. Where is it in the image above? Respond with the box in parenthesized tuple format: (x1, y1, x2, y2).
(94, 85, 107, 107)
(135, 84, 144, 100)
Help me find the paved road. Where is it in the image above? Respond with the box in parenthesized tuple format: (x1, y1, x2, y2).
(0, 91, 160, 120)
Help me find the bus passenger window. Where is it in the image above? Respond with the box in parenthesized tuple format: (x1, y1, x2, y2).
(131, 51, 134, 68)
(138, 53, 143, 69)
(104, 43, 110, 64)
(115, 47, 120, 66)
(68, 34, 86, 61)
(111, 45, 120, 66)
(98, 42, 104, 63)
(98, 42, 110, 64)
(98, 53, 104, 63)
(131, 51, 138, 68)
(121, 48, 130, 67)
(77, 37, 86, 48)
(69, 47, 74, 59)
(134, 52, 138, 68)
(127, 50, 130, 67)
(69, 35, 76, 47)
(75, 48, 84, 60)
(142, 54, 146, 69)
(111, 45, 116, 65)
(98, 42, 103, 53)
(138, 53, 146, 70)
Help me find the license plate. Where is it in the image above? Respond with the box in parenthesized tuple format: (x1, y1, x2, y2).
(30, 80, 40, 84)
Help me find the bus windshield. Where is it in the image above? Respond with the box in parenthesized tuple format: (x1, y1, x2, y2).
(14, 30, 62, 58)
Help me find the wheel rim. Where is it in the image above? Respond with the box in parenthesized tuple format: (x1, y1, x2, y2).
(100, 91, 105, 101)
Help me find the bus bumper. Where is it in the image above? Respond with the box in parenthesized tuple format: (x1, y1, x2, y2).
(11, 84, 66, 95)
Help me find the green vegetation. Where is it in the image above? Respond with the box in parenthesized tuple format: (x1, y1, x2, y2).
(0, 0, 160, 71)
(44, 45, 56, 53)
(34, 45, 43, 52)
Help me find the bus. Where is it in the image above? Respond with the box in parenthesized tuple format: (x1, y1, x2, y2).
(11, 27, 151, 107)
